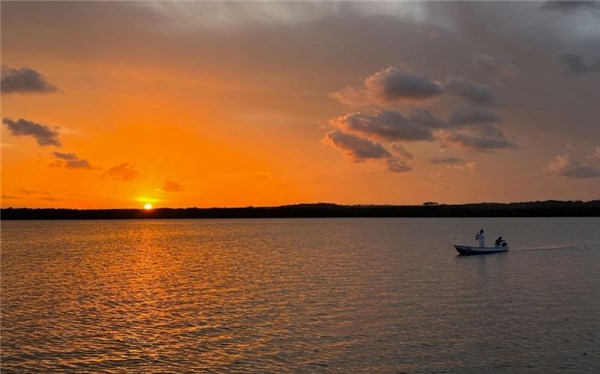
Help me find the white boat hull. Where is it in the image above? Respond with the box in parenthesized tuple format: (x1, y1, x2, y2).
(454, 244, 509, 255)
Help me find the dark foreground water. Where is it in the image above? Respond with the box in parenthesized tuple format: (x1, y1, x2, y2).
(2, 218, 599, 373)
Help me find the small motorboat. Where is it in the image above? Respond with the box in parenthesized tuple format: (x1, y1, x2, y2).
(454, 244, 509, 255)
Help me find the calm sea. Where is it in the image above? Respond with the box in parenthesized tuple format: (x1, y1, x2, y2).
(1, 218, 599, 373)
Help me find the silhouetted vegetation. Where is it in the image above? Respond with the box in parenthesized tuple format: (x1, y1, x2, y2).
(1, 200, 599, 220)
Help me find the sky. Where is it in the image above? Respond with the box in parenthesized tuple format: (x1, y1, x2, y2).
(1, 0, 599, 209)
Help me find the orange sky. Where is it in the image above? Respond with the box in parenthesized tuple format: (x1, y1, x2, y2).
(2, 2, 599, 208)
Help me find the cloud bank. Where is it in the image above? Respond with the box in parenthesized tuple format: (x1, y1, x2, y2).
(325, 63, 518, 172)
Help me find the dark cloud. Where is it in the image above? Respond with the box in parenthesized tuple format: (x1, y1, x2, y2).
(161, 180, 184, 192)
(539, 1, 600, 14)
(323, 130, 411, 173)
(103, 162, 141, 181)
(391, 143, 414, 160)
(553, 51, 600, 74)
(546, 151, 600, 178)
(1, 65, 58, 94)
(333, 68, 497, 109)
(323, 130, 391, 161)
(386, 158, 412, 173)
(52, 152, 92, 169)
(330, 110, 434, 142)
(2, 117, 61, 146)
(448, 107, 501, 126)
(331, 67, 444, 107)
(429, 156, 463, 165)
(53, 152, 79, 160)
(408, 108, 446, 129)
(369, 67, 444, 102)
(429, 156, 477, 173)
(438, 127, 517, 152)
(444, 77, 496, 105)
(471, 53, 519, 77)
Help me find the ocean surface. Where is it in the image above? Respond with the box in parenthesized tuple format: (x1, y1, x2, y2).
(1, 217, 599, 373)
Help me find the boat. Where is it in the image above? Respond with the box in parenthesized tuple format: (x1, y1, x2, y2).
(454, 244, 509, 255)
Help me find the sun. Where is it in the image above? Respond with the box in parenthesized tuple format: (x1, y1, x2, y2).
(143, 203, 153, 210)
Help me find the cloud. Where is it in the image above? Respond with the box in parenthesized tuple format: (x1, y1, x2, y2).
(329, 86, 368, 107)
(332, 68, 498, 109)
(438, 126, 517, 152)
(386, 158, 412, 173)
(408, 108, 446, 129)
(391, 144, 414, 160)
(553, 51, 600, 75)
(330, 110, 434, 142)
(323, 130, 391, 161)
(1, 65, 58, 94)
(51, 152, 92, 169)
(331, 67, 444, 107)
(161, 180, 184, 192)
(447, 107, 501, 126)
(2, 117, 61, 146)
(429, 156, 477, 173)
(546, 150, 600, 178)
(103, 162, 141, 181)
(471, 53, 519, 77)
(2, 189, 58, 202)
(429, 156, 463, 165)
(325, 60, 515, 175)
(323, 130, 410, 172)
(19, 188, 43, 195)
(367, 67, 444, 103)
(539, 1, 600, 15)
(444, 77, 496, 105)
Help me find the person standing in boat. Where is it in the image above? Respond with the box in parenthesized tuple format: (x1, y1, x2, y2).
(476, 229, 485, 247)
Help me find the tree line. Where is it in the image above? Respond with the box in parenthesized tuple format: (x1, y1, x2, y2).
(1, 200, 599, 220)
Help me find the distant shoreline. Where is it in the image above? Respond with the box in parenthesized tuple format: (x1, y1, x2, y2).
(1, 201, 599, 220)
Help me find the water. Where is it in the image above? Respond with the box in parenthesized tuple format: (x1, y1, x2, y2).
(2, 217, 599, 373)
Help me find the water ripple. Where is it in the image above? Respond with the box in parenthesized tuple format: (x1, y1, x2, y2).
(2, 218, 599, 372)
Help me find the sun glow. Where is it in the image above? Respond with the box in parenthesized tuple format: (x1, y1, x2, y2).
(144, 203, 153, 210)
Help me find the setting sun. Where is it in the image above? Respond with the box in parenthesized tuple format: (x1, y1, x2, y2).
(143, 203, 153, 210)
